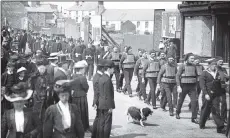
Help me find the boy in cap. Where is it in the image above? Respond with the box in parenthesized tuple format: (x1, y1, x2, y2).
(157, 55, 177, 116)
(199, 58, 226, 134)
(97, 59, 115, 138)
(15, 67, 28, 84)
(134, 50, 148, 100)
(142, 49, 161, 109)
(176, 53, 199, 124)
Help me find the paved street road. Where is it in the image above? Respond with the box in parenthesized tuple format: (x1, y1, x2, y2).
(87, 78, 228, 138)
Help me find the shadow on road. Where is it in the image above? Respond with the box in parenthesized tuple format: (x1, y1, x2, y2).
(144, 122, 159, 127)
(112, 125, 123, 130)
(111, 133, 147, 138)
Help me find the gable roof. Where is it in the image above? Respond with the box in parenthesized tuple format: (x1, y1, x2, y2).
(102, 9, 155, 21)
(67, 2, 99, 11)
(26, 4, 55, 13)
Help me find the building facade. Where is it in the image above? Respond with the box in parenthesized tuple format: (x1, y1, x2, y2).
(102, 9, 155, 34)
(178, 1, 230, 62)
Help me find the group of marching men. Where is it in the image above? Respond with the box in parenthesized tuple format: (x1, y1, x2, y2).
(1, 32, 230, 138)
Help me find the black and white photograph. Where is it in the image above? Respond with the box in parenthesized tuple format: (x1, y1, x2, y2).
(1, 1, 230, 138)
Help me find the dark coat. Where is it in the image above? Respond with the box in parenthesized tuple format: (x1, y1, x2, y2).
(92, 72, 103, 106)
(83, 48, 95, 64)
(199, 69, 222, 97)
(43, 104, 84, 138)
(98, 73, 115, 109)
(19, 33, 27, 48)
(1, 108, 42, 138)
(72, 45, 84, 62)
(70, 74, 89, 98)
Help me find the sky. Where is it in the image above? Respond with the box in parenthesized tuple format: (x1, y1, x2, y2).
(46, 2, 181, 11)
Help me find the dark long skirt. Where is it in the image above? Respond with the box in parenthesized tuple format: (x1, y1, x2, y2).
(95, 109, 112, 138)
(72, 96, 89, 131)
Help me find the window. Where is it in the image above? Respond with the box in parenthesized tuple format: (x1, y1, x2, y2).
(106, 21, 109, 26)
(145, 21, 149, 28)
(137, 21, 140, 28)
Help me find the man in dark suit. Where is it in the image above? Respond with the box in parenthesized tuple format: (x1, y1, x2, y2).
(18, 30, 27, 54)
(92, 59, 104, 138)
(97, 59, 115, 138)
(83, 43, 95, 81)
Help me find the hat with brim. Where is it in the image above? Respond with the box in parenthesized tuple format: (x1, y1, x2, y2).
(54, 80, 71, 94)
(48, 52, 59, 60)
(149, 49, 156, 54)
(4, 82, 33, 102)
(97, 59, 105, 67)
(205, 58, 217, 65)
(74, 60, 88, 69)
(17, 67, 27, 73)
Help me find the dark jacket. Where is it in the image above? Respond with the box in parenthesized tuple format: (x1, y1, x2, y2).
(70, 74, 89, 98)
(72, 45, 84, 62)
(1, 108, 42, 138)
(43, 104, 84, 138)
(98, 73, 115, 109)
(19, 33, 27, 48)
(83, 48, 95, 64)
(92, 72, 103, 106)
(199, 69, 222, 98)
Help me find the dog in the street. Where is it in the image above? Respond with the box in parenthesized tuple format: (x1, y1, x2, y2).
(126, 106, 153, 127)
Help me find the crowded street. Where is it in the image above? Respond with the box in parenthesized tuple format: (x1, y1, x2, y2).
(1, 1, 230, 138)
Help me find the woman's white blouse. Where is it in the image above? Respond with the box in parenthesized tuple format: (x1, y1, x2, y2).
(15, 110, 24, 132)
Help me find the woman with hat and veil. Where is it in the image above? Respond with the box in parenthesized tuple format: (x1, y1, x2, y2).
(43, 80, 84, 138)
(1, 82, 42, 138)
(69, 60, 90, 132)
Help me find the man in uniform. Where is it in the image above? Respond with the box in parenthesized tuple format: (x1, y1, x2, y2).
(215, 56, 229, 123)
(199, 58, 226, 134)
(97, 59, 115, 138)
(108, 46, 122, 92)
(188, 56, 205, 112)
(72, 41, 84, 62)
(142, 49, 161, 109)
(83, 43, 95, 81)
(175, 53, 199, 124)
(135, 49, 144, 93)
(156, 51, 167, 101)
(120, 46, 137, 97)
(134, 50, 149, 100)
(157, 55, 177, 116)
